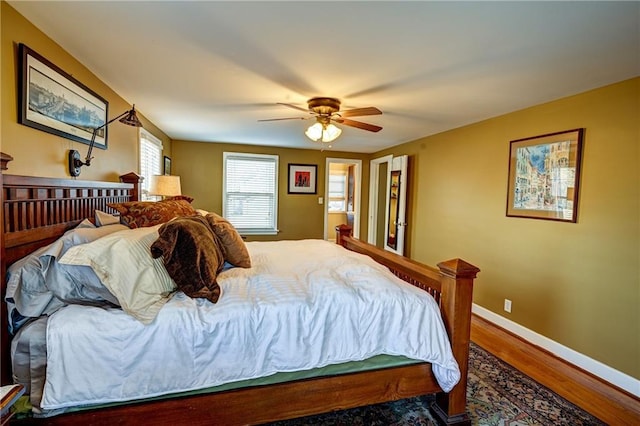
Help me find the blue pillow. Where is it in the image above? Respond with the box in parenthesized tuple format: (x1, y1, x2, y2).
(5, 223, 127, 334)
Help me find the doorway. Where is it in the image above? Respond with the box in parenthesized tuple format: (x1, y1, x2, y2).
(324, 158, 362, 241)
(368, 154, 408, 255)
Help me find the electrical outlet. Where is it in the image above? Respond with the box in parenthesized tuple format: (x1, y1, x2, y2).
(504, 299, 512, 313)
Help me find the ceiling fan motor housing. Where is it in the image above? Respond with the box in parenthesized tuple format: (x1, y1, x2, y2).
(260, 97, 382, 135)
(308, 97, 341, 115)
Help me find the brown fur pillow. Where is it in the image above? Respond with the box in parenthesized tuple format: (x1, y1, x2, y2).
(150, 216, 224, 303)
(108, 199, 197, 229)
(205, 213, 251, 268)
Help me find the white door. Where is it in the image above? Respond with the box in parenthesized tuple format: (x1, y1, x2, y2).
(384, 155, 408, 255)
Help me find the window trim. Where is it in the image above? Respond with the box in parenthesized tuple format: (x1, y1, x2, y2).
(222, 152, 279, 235)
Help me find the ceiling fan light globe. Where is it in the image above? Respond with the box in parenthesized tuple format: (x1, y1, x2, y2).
(322, 124, 342, 142)
(305, 122, 323, 141)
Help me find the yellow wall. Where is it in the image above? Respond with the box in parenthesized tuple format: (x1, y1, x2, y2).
(1, 2, 170, 180)
(327, 213, 347, 240)
(374, 78, 640, 378)
(171, 140, 369, 242)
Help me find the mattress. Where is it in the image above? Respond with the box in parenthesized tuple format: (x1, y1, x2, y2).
(11, 319, 421, 416)
(12, 239, 459, 416)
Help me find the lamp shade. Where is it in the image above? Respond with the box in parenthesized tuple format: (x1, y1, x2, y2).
(118, 105, 143, 127)
(148, 175, 182, 197)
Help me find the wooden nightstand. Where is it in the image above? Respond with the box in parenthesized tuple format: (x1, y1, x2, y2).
(1, 385, 25, 425)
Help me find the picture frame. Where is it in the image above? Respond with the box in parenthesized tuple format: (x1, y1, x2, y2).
(18, 43, 109, 149)
(288, 163, 317, 194)
(506, 128, 584, 222)
(164, 156, 171, 175)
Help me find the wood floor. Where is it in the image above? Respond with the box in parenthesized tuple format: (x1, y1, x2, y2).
(470, 314, 640, 425)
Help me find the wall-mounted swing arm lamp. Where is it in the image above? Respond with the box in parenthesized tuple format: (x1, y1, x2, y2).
(68, 105, 143, 177)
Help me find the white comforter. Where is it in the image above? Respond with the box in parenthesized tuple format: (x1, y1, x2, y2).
(41, 239, 460, 409)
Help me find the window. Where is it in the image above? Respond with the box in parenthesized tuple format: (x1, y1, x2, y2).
(139, 128, 163, 201)
(328, 172, 347, 212)
(223, 152, 278, 235)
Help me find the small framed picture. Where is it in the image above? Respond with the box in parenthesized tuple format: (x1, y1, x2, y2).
(288, 163, 317, 194)
(506, 128, 584, 222)
(163, 156, 171, 175)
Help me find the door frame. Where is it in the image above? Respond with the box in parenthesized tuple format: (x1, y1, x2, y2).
(324, 158, 362, 241)
(384, 155, 408, 255)
(367, 155, 393, 245)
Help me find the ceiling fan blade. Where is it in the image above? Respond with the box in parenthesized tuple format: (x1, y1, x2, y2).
(338, 107, 382, 118)
(277, 102, 312, 113)
(258, 117, 308, 122)
(334, 118, 382, 132)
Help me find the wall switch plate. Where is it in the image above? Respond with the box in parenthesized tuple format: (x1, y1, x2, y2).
(504, 299, 512, 313)
(318, 197, 323, 204)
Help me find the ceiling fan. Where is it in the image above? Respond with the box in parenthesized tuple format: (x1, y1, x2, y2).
(259, 97, 382, 143)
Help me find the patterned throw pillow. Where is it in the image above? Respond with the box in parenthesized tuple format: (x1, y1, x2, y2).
(164, 195, 194, 203)
(107, 199, 197, 229)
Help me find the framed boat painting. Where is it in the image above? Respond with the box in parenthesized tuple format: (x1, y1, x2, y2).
(19, 43, 109, 149)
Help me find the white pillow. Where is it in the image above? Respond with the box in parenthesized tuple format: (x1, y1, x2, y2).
(59, 225, 176, 324)
(95, 209, 121, 227)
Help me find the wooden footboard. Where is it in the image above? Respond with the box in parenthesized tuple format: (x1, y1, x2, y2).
(337, 225, 479, 424)
(1, 153, 479, 425)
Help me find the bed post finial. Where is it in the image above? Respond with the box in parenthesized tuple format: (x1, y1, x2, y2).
(431, 258, 479, 425)
(1, 152, 13, 171)
(119, 172, 144, 201)
(335, 224, 352, 247)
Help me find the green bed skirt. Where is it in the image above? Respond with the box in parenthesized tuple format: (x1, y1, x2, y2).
(65, 354, 422, 414)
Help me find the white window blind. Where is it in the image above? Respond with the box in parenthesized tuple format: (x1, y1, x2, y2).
(139, 128, 163, 201)
(328, 173, 347, 212)
(223, 152, 278, 235)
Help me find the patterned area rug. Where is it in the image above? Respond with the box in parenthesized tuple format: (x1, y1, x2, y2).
(266, 343, 604, 425)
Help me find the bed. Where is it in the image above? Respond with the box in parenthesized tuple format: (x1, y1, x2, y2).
(0, 152, 480, 425)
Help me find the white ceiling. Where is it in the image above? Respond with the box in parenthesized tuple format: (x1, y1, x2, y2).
(9, 1, 639, 153)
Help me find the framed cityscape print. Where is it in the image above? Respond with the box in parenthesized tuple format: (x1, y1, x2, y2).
(506, 128, 584, 222)
(288, 163, 317, 194)
(19, 43, 109, 149)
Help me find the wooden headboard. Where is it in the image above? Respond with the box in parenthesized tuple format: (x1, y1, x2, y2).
(0, 153, 141, 384)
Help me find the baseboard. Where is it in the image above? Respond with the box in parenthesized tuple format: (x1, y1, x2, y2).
(472, 304, 640, 397)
